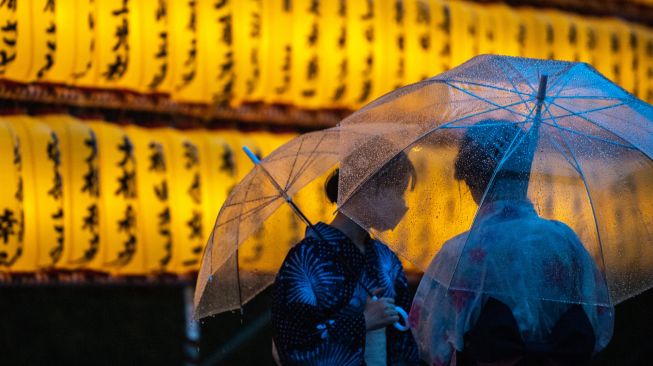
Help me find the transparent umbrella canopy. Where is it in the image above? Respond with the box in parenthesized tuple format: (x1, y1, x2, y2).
(336, 54, 653, 307)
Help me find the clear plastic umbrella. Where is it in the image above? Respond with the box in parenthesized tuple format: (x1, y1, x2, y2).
(336, 55, 653, 310)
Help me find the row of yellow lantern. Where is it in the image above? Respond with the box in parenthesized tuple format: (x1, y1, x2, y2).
(0, 115, 303, 275)
(0, 1, 652, 108)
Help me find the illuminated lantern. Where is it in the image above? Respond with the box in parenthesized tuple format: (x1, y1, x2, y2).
(319, 0, 349, 106)
(5, 116, 63, 272)
(187, 130, 236, 267)
(346, 0, 376, 108)
(589, 18, 617, 81)
(42, 0, 76, 84)
(370, 0, 405, 98)
(517, 8, 550, 60)
(40, 115, 101, 270)
(291, 0, 321, 108)
(431, 0, 452, 73)
(138, 0, 171, 93)
(636, 26, 653, 102)
(71, 0, 99, 87)
(493, 4, 521, 58)
(86, 121, 142, 275)
(232, 0, 265, 105)
(29, 0, 58, 81)
(203, 0, 235, 105)
(0, 0, 32, 82)
(476, 4, 500, 56)
(614, 20, 637, 93)
(95, 0, 143, 90)
(405, 0, 435, 84)
(547, 10, 578, 62)
(124, 125, 172, 274)
(571, 14, 594, 65)
(449, 0, 478, 68)
(0, 121, 23, 270)
(170, 0, 209, 102)
(154, 128, 204, 273)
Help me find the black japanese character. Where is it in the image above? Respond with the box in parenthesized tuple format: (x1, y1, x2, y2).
(82, 204, 98, 232)
(115, 169, 137, 199)
(112, 0, 128, 16)
(220, 144, 235, 176)
(82, 165, 99, 197)
(117, 136, 134, 168)
(43, 0, 54, 12)
(215, 0, 228, 10)
(148, 142, 166, 172)
(183, 141, 199, 169)
(219, 14, 232, 45)
(187, 210, 202, 240)
(187, 173, 201, 204)
(154, 180, 168, 201)
(0, 0, 16, 11)
(15, 177, 22, 202)
(156, 0, 167, 20)
(118, 205, 136, 232)
(0, 208, 17, 243)
(48, 171, 63, 200)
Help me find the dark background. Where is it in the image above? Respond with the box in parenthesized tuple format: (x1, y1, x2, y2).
(1, 282, 653, 365)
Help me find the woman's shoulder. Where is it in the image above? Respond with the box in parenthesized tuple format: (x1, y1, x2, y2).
(371, 240, 403, 264)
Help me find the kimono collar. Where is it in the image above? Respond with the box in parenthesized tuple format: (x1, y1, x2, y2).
(476, 199, 538, 222)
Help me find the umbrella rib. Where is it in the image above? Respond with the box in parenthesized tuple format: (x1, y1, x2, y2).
(444, 100, 541, 288)
(283, 135, 307, 192)
(541, 101, 628, 122)
(496, 58, 536, 93)
(538, 120, 637, 150)
(338, 97, 536, 206)
(216, 196, 281, 228)
(222, 193, 282, 208)
(552, 95, 626, 101)
(547, 100, 645, 155)
(542, 103, 610, 295)
(443, 80, 533, 96)
(445, 81, 534, 120)
(285, 132, 331, 191)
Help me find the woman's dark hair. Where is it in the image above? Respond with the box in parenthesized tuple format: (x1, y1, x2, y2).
(454, 119, 525, 197)
(325, 151, 417, 204)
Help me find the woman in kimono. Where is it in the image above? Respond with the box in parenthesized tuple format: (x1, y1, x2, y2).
(271, 149, 420, 366)
(410, 120, 614, 366)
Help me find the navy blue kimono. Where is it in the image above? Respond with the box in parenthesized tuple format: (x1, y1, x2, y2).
(272, 222, 419, 365)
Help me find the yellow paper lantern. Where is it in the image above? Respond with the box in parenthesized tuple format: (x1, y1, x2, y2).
(71, 0, 99, 86)
(42, 0, 76, 84)
(346, 0, 376, 108)
(0, 121, 23, 270)
(449, 0, 477, 68)
(86, 121, 142, 275)
(232, 0, 265, 105)
(5, 116, 64, 272)
(636, 26, 653, 102)
(570, 14, 593, 65)
(154, 128, 204, 273)
(589, 18, 617, 81)
(405, 0, 436, 84)
(0, 0, 32, 82)
(431, 0, 451, 73)
(169, 0, 207, 102)
(370, 0, 405, 99)
(187, 130, 236, 263)
(613, 20, 636, 93)
(139, 0, 171, 93)
(40, 115, 101, 270)
(203, 0, 235, 105)
(517, 8, 550, 60)
(476, 4, 500, 56)
(291, 0, 321, 108)
(547, 10, 578, 62)
(319, 0, 348, 106)
(493, 4, 521, 58)
(29, 0, 58, 81)
(95, 0, 143, 90)
(123, 125, 173, 274)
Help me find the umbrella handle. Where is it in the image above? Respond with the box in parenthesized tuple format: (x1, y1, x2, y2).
(372, 296, 410, 332)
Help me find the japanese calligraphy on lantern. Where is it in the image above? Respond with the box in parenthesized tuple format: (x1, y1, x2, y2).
(0, 121, 23, 268)
(72, 0, 97, 85)
(264, 0, 292, 105)
(405, 0, 433, 83)
(5, 116, 64, 272)
(346, 0, 375, 108)
(232, 0, 265, 104)
(206, 0, 235, 105)
(140, 0, 170, 93)
(171, 0, 207, 102)
(156, 129, 203, 273)
(41, 115, 101, 270)
(0, 0, 31, 81)
(31, 0, 57, 80)
(290, 0, 320, 108)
